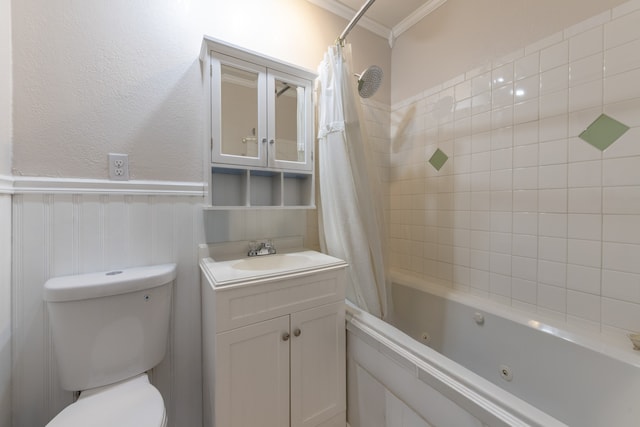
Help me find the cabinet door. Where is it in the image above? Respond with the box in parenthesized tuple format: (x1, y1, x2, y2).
(290, 302, 346, 427)
(211, 53, 267, 167)
(267, 69, 314, 172)
(215, 315, 290, 427)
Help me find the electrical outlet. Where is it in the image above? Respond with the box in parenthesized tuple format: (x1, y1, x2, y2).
(108, 153, 129, 180)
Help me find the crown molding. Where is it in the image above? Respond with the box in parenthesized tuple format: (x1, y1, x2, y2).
(391, 0, 447, 41)
(307, 0, 391, 41)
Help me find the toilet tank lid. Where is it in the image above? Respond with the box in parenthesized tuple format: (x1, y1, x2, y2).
(43, 263, 177, 302)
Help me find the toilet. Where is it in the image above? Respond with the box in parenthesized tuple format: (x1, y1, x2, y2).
(43, 263, 177, 427)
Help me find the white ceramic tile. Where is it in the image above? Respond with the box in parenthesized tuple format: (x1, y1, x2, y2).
(471, 131, 491, 154)
(602, 269, 640, 303)
(492, 62, 514, 88)
(540, 90, 569, 118)
(540, 65, 569, 94)
(470, 230, 491, 251)
(568, 160, 602, 188)
(569, 26, 604, 61)
(605, 8, 640, 49)
(514, 121, 539, 146)
(540, 115, 569, 143)
(491, 149, 513, 171)
(512, 256, 538, 281)
(490, 273, 512, 297)
(539, 213, 568, 237)
(514, 99, 539, 124)
(491, 190, 512, 211)
(567, 213, 602, 240)
(490, 252, 512, 275)
(602, 297, 640, 330)
(537, 282, 567, 312)
(514, 75, 540, 102)
(494, 49, 525, 68)
(567, 264, 602, 294)
(568, 187, 601, 213)
(539, 236, 568, 262)
(514, 144, 539, 167)
(605, 38, 640, 78)
(471, 72, 492, 95)
(472, 111, 492, 134)
(471, 174, 491, 193)
(515, 53, 540, 81)
(539, 164, 567, 189)
(512, 277, 537, 303)
(603, 241, 640, 274)
(567, 290, 601, 322)
(604, 67, 640, 104)
(568, 238, 601, 267)
(491, 127, 513, 150)
(469, 268, 490, 291)
(570, 53, 604, 88)
(512, 233, 538, 258)
(469, 248, 490, 270)
(568, 107, 602, 138)
(454, 98, 472, 120)
(491, 106, 513, 129)
(539, 138, 568, 165)
(604, 98, 640, 129)
(513, 212, 538, 235)
(513, 189, 538, 212)
(455, 79, 472, 100)
(471, 151, 491, 172)
(569, 79, 603, 112)
(454, 116, 472, 139)
(514, 167, 538, 190)
(525, 31, 563, 56)
(603, 214, 640, 244)
(568, 136, 602, 162)
(603, 186, 640, 213)
(491, 232, 512, 254)
(603, 156, 640, 186)
(541, 41, 569, 71)
(539, 189, 568, 213)
(612, 0, 640, 19)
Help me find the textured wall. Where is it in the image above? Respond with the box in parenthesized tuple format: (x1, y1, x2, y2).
(11, 0, 390, 181)
(0, 0, 11, 176)
(389, 1, 640, 339)
(392, 0, 629, 104)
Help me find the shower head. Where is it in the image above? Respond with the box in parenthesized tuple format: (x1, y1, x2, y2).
(356, 65, 383, 98)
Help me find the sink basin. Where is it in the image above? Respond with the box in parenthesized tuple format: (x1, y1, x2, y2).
(231, 254, 311, 271)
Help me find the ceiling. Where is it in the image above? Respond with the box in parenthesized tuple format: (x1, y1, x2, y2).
(307, 0, 447, 45)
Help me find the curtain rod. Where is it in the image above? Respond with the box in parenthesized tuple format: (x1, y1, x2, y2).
(337, 0, 377, 45)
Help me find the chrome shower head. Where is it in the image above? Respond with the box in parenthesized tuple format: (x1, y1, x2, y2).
(356, 65, 383, 98)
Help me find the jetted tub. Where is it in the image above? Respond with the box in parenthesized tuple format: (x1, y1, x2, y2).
(346, 272, 640, 427)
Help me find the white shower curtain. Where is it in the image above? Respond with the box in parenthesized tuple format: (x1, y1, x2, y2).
(316, 44, 388, 319)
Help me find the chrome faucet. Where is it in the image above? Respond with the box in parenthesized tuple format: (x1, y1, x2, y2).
(248, 240, 277, 257)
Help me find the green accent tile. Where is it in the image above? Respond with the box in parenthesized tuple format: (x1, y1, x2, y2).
(429, 148, 449, 171)
(579, 113, 630, 151)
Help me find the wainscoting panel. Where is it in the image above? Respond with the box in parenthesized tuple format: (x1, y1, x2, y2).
(11, 193, 205, 427)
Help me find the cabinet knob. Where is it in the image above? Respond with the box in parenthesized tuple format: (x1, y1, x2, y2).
(262, 138, 267, 144)
(282, 332, 290, 341)
(269, 139, 275, 144)
(293, 328, 301, 337)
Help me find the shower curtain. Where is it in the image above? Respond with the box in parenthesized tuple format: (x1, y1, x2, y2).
(316, 44, 388, 319)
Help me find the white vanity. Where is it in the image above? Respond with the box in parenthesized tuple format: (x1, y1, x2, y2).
(200, 241, 348, 427)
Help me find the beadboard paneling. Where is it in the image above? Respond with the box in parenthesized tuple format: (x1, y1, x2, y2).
(11, 193, 205, 427)
(0, 195, 11, 427)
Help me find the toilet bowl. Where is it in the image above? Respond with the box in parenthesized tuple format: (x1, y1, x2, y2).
(46, 374, 167, 427)
(43, 264, 177, 426)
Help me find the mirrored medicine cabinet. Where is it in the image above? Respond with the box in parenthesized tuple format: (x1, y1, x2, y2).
(200, 36, 316, 209)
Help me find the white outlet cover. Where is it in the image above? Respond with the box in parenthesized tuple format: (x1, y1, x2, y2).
(108, 153, 129, 180)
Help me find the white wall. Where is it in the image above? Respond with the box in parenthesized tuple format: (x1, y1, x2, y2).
(0, 0, 10, 176)
(392, 0, 629, 104)
(389, 0, 640, 338)
(11, 0, 390, 181)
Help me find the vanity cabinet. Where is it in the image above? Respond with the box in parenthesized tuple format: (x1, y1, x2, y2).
(200, 36, 316, 209)
(200, 250, 348, 427)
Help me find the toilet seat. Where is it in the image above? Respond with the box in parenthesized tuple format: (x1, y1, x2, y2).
(46, 374, 167, 427)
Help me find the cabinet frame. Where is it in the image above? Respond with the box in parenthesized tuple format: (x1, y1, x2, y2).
(201, 36, 317, 209)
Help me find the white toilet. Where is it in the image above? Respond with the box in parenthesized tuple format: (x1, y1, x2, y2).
(43, 263, 177, 427)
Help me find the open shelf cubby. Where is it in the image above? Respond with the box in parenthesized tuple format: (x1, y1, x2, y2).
(207, 166, 314, 209)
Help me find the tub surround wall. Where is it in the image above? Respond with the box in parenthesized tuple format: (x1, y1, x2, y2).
(390, 0, 640, 337)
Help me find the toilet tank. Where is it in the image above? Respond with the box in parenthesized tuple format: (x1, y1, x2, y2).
(43, 264, 177, 391)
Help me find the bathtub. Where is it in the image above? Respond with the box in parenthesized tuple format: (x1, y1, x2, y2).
(346, 272, 640, 427)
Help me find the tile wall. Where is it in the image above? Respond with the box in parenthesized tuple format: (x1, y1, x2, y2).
(389, 0, 640, 336)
